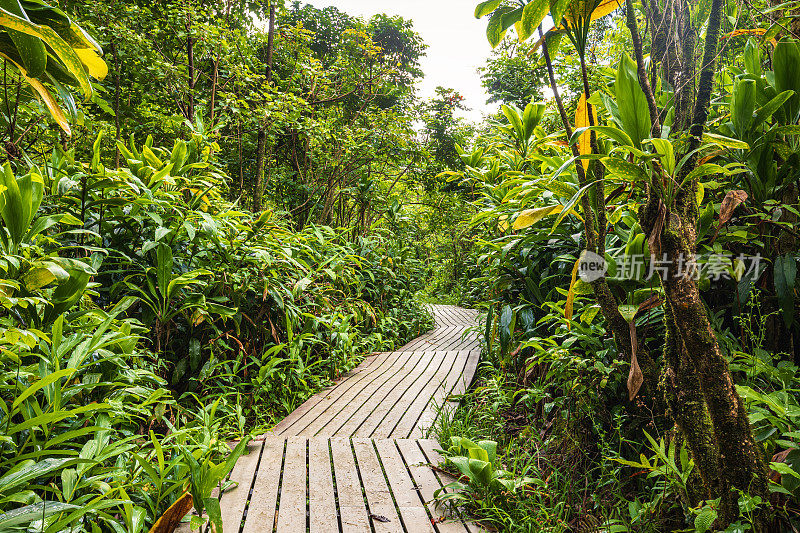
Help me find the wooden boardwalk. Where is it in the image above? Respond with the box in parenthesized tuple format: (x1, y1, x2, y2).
(206, 305, 482, 533)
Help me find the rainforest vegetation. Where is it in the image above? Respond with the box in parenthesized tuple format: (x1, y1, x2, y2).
(1, 0, 800, 531)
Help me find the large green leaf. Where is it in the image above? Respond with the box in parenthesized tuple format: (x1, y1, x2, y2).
(0, 7, 92, 98)
(731, 78, 756, 137)
(0, 501, 79, 528)
(614, 54, 650, 147)
(775, 254, 797, 328)
(0, 457, 77, 493)
(486, 5, 517, 47)
(519, 0, 550, 41)
(475, 0, 502, 18)
(774, 39, 800, 121)
(601, 157, 648, 182)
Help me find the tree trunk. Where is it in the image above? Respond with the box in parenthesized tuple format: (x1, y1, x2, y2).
(252, 2, 276, 212)
(253, 128, 266, 212)
(186, 7, 195, 124)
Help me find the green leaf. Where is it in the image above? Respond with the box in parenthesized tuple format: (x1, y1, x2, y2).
(502, 104, 525, 141)
(0, 8, 93, 99)
(774, 254, 797, 328)
(752, 90, 794, 131)
(549, 0, 572, 25)
(694, 507, 718, 533)
(0, 457, 77, 493)
(731, 78, 756, 137)
(703, 133, 750, 150)
(0, 501, 79, 528)
(615, 54, 650, 147)
(156, 243, 173, 298)
(601, 157, 648, 182)
(475, 0, 502, 18)
(11, 368, 75, 410)
(618, 304, 637, 323)
(570, 125, 634, 147)
(519, 0, 550, 41)
(774, 39, 800, 121)
(648, 138, 675, 175)
(486, 6, 516, 47)
(550, 180, 596, 232)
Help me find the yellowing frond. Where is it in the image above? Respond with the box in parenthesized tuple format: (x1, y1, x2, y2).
(75, 47, 108, 80)
(575, 92, 593, 170)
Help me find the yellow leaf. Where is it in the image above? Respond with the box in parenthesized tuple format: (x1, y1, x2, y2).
(513, 205, 563, 230)
(575, 92, 593, 170)
(75, 47, 108, 80)
(722, 28, 766, 39)
(565, 0, 621, 23)
(565, 256, 581, 328)
(589, 0, 622, 20)
(498, 214, 509, 232)
(0, 53, 70, 135)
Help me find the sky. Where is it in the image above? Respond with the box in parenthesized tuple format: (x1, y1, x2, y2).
(303, 0, 499, 122)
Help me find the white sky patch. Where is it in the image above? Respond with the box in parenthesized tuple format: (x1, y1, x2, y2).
(303, 0, 499, 122)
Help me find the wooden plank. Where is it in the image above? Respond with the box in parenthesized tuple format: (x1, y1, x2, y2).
(274, 351, 396, 435)
(241, 437, 286, 533)
(352, 351, 447, 438)
(338, 349, 443, 438)
(330, 437, 371, 533)
(308, 438, 338, 533)
(352, 439, 403, 533)
(450, 350, 481, 397)
(392, 351, 462, 438)
(374, 440, 436, 533)
(299, 351, 423, 437)
(395, 439, 469, 533)
(276, 437, 307, 532)
(372, 351, 452, 438)
(286, 351, 408, 436)
(218, 439, 264, 533)
(411, 350, 473, 439)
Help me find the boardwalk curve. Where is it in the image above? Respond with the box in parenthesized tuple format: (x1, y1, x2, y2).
(209, 305, 482, 533)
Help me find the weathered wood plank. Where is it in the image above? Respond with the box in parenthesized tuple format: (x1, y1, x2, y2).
(300, 351, 423, 437)
(352, 439, 403, 533)
(308, 438, 338, 533)
(372, 351, 451, 438)
(330, 437, 371, 533)
(219, 439, 265, 533)
(391, 351, 461, 438)
(411, 350, 472, 438)
(274, 351, 396, 435)
(374, 439, 436, 533)
(276, 437, 307, 531)
(241, 438, 286, 533)
(352, 351, 447, 438)
(285, 351, 408, 436)
(335, 350, 437, 437)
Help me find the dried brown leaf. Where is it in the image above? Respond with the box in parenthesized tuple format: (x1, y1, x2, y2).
(148, 491, 194, 533)
(719, 190, 749, 226)
(627, 321, 643, 401)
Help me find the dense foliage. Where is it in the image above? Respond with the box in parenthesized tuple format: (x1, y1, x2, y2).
(427, 1, 800, 532)
(0, 1, 439, 531)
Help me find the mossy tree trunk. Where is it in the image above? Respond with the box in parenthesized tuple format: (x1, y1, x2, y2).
(634, 0, 769, 522)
